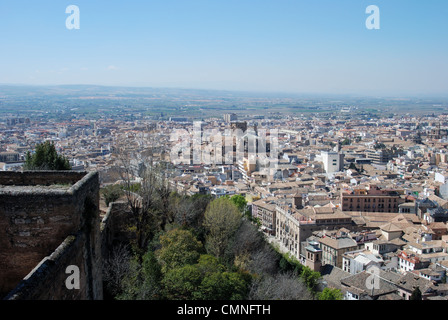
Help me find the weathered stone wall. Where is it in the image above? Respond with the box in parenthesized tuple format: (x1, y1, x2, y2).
(6, 233, 89, 300)
(0, 171, 86, 186)
(101, 201, 134, 260)
(0, 171, 103, 300)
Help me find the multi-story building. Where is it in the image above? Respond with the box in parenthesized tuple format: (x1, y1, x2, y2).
(428, 127, 448, 140)
(275, 205, 304, 259)
(321, 151, 344, 173)
(400, 240, 448, 269)
(319, 235, 358, 269)
(275, 204, 352, 261)
(223, 113, 238, 123)
(252, 198, 277, 236)
(0, 152, 20, 163)
(304, 240, 322, 272)
(341, 185, 404, 213)
(237, 157, 256, 183)
(395, 272, 440, 300)
(342, 249, 384, 274)
(398, 251, 429, 274)
(365, 149, 394, 165)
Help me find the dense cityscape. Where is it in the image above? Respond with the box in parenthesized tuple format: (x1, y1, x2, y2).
(1, 85, 448, 301)
(1, 1, 448, 315)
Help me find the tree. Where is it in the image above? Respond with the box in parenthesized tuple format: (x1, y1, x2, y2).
(195, 254, 252, 300)
(162, 264, 203, 300)
(196, 254, 225, 275)
(300, 266, 321, 293)
(247, 247, 279, 276)
(203, 197, 242, 259)
(200, 271, 251, 300)
(230, 194, 253, 220)
(156, 228, 203, 273)
(102, 243, 132, 299)
(248, 272, 313, 300)
(232, 220, 264, 258)
(231, 220, 279, 275)
(101, 184, 124, 207)
(173, 193, 211, 237)
(140, 249, 163, 299)
(318, 287, 344, 300)
(278, 252, 303, 275)
(24, 141, 71, 170)
(230, 194, 247, 213)
(117, 249, 164, 300)
(117, 150, 160, 257)
(161, 253, 252, 300)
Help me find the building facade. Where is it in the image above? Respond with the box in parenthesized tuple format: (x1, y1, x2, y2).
(321, 151, 345, 173)
(341, 185, 404, 213)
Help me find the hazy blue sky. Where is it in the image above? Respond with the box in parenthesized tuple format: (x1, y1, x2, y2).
(0, 0, 447, 96)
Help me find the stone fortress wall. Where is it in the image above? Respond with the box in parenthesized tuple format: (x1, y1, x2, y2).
(100, 200, 134, 262)
(0, 171, 103, 300)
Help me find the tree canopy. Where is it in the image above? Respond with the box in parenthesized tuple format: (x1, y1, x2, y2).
(24, 141, 71, 170)
(318, 287, 344, 300)
(203, 197, 242, 259)
(156, 228, 203, 273)
(104, 169, 327, 301)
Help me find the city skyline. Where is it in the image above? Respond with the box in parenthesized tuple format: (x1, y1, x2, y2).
(0, 1, 447, 96)
(2, 0, 448, 305)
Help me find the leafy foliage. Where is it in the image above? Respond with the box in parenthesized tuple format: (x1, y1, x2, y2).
(229, 194, 247, 213)
(24, 141, 71, 170)
(203, 197, 242, 259)
(162, 264, 203, 300)
(156, 228, 203, 273)
(199, 270, 251, 300)
(300, 266, 321, 293)
(107, 167, 324, 301)
(317, 288, 344, 300)
(101, 184, 124, 207)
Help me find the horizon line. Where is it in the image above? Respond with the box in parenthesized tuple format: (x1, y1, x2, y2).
(1, 82, 448, 99)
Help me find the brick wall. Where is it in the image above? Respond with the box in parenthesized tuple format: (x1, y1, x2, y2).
(0, 171, 103, 300)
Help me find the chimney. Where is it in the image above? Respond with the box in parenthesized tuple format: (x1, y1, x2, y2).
(293, 194, 303, 209)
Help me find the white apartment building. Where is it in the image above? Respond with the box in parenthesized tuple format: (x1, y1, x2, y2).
(321, 151, 344, 174)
